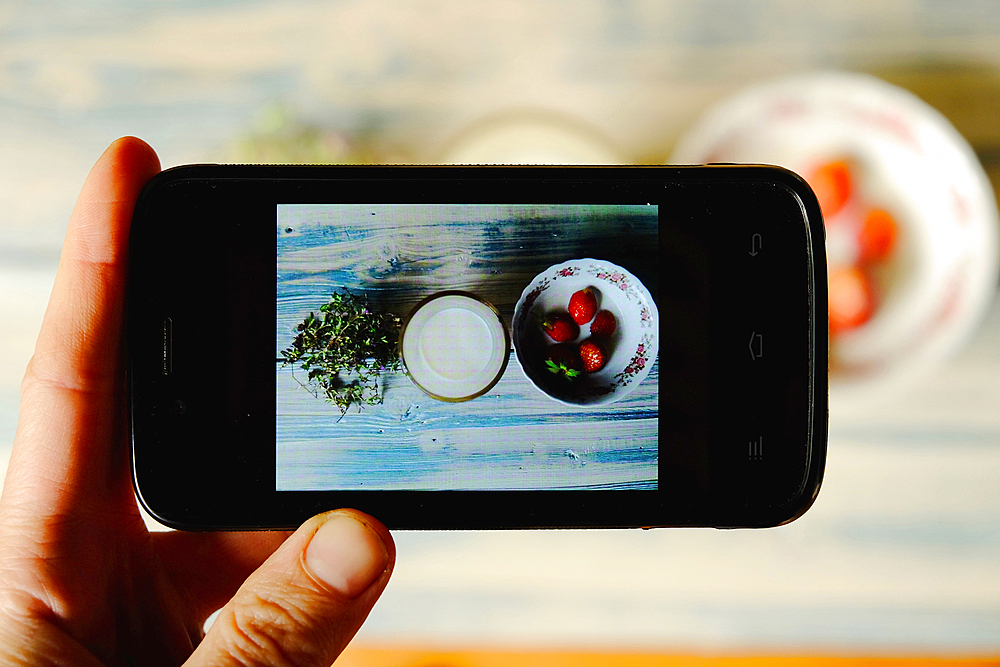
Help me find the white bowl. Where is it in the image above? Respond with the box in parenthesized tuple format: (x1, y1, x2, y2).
(438, 111, 623, 165)
(400, 291, 510, 402)
(512, 259, 658, 406)
(672, 71, 999, 414)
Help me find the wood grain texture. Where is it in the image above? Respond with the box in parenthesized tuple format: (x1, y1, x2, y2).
(276, 203, 659, 490)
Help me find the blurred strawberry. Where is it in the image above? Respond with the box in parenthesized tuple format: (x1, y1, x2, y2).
(829, 265, 876, 335)
(858, 208, 898, 263)
(808, 159, 853, 221)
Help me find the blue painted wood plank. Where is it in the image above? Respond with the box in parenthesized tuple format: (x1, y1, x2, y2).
(276, 203, 659, 490)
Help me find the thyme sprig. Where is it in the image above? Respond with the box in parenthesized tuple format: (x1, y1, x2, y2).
(280, 290, 402, 416)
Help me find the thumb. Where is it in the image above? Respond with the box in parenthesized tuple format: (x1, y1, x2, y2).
(188, 510, 394, 667)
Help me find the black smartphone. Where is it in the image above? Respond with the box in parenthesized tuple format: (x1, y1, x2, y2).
(128, 164, 827, 530)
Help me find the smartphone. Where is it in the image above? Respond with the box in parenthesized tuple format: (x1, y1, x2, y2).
(128, 164, 827, 530)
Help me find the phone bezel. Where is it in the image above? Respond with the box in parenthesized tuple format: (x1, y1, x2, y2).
(128, 165, 827, 530)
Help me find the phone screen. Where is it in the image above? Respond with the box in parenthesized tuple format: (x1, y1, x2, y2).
(275, 204, 661, 492)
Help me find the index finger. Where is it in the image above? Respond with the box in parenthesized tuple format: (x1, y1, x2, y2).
(5, 137, 161, 514)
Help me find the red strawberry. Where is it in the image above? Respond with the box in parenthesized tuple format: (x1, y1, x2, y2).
(579, 338, 608, 373)
(568, 287, 598, 325)
(858, 208, 898, 264)
(828, 265, 875, 336)
(589, 309, 617, 338)
(808, 159, 853, 220)
(545, 343, 581, 379)
(541, 312, 579, 342)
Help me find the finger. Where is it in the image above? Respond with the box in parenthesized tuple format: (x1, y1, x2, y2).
(190, 510, 394, 667)
(5, 137, 160, 516)
(152, 529, 294, 624)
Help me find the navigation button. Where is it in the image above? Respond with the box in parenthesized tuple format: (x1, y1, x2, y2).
(749, 233, 763, 257)
(748, 331, 763, 360)
(748, 436, 764, 461)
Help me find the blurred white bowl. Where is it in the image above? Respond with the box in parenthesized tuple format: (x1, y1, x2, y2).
(438, 112, 623, 165)
(672, 71, 999, 414)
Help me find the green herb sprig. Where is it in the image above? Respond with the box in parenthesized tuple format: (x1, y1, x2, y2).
(280, 290, 402, 416)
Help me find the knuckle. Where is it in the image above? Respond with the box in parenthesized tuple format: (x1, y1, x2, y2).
(216, 588, 333, 667)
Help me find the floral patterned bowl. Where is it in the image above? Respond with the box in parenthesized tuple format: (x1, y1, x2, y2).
(512, 259, 658, 406)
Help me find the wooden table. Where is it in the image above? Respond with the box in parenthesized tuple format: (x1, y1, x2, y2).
(1, 0, 998, 655)
(276, 203, 659, 491)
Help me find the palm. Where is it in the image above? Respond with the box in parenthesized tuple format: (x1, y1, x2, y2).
(2, 482, 286, 663)
(0, 138, 287, 666)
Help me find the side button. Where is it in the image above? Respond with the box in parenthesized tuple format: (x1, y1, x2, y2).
(162, 317, 173, 376)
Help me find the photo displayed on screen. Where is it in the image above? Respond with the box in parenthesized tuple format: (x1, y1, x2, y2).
(276, 203, 659, 491)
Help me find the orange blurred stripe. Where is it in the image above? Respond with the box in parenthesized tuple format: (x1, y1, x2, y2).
(338, 646, 999, 667)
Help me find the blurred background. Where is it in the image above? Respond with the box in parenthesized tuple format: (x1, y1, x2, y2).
(1, 0, 999, 663)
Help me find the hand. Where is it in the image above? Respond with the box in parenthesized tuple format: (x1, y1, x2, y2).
(0, 137, 395, 666)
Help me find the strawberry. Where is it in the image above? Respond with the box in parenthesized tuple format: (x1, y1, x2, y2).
(828, 265, 875, 336)
(568, 287, 598, 325)
(541, 312, 579, 342)
(589, 309, 617, 338)
(545, 343, 581, 380)
(808, 159, 853, 221)
(858, 208, 898, 264)
(579, 338, 608, 373)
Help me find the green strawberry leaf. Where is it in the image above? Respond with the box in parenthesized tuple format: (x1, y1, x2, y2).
(545, 358, 580, 380)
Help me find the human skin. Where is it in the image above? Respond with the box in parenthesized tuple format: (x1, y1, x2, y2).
(0, 137, 395, 666)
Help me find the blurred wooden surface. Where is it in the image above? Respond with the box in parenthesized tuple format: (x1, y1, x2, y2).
(0, 0, 998, 655)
